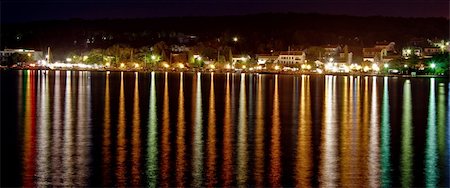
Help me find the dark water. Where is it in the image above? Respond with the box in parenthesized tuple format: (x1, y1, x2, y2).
(1, 70, 449, 187)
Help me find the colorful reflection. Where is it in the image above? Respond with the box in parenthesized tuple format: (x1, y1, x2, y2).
(381, 77, 391, 187)
(319, 76, 338, 187)
(401, 80, 413, 187)
(192, 73, 203, 187)
(270, 75, 281, 187)
(102, 73, 112, 186)
(206, 73, 217, 187)
(131, 73, 141, 186)
(222, 73, 233, 186)
(36, 71, 50, 187)
(254, 75, 265, 186)
(23, 70, 36, 187)
(116, 72, 127, 186)
(176, 73, 186, 187)
(237, 73, 248, 186)
(295, 75, 312, 187)
(160, 72, 171, 187)
(76, 71, 91, 186)
(425, 78, 438, 187)
(63, 71, 74, 186)
(147, 72, 158, 187)
(51, 71, 64, 185)
(368, 76, 380, 187)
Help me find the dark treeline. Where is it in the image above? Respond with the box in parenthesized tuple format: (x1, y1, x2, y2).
(2, 13, 448, 59)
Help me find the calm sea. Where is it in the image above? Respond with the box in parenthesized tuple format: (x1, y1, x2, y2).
(1, 70, 449, 187)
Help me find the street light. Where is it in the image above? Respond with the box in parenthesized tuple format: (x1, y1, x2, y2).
(233, 37, 238, 42)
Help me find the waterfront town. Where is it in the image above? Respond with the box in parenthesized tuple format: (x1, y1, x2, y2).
(1, 38, 449, 76)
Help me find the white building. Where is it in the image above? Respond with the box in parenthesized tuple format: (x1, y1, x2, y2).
(274, 51, 306, 66)
(0, 48, 44, 64)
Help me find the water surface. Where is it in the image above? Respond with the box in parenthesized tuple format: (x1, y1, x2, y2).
(1, 70, 449, 187)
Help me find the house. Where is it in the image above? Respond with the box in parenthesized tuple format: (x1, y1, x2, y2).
(255, 54, 278, 65)
(274, 51, 306, 66)
(0, 48, 44, 64)
(322, 44, 341, 57)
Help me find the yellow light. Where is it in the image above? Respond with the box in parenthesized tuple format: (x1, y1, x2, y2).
(83, 55, 88, 61)
(105, 62, 111, 67)
(363, 66, 370, 72)
(242, 65, 246, 69)
(274, 65, 280, 70)
(120, 63, 125, 68)
(209, 64, 215, 69)
(29, 63, 36, 67)
(306, 65, 312, 70)
(224, 64, 231, 69)
(134, 63, 140, 68)
(27, 53, 32, 57)
(233, 37, 238, 42)
(179, 63, 185, 68)
(162, 63, 169, 68)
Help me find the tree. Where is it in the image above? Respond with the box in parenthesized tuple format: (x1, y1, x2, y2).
(426, 52, 449, 74)
(153, 41, 169, 61)
(3, 53, 32, 66)
(86, 49, 104, 64)
(306, 46, 325, 61)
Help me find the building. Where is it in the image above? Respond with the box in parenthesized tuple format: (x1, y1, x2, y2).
(255, 54, 278, 65)
(423, 47, 441, 57)
(0, 48, 44, 64)
(274, 51, 306, 66)
(402, 47, 422, 58)
(232, 55, 251, 65)
(322, 44, 341, 57)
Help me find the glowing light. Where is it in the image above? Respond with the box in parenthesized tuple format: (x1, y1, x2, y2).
(120, 63, 125, 68)
(384, 64, 389, 68)
(372, 63, 380, 72)
(233, 37, 238, 42)
(317, 69, 323, 74)
(27, 53, 32, 57)
(430, 63, 436, 68)
(242, 65, 246, 69)
(66, 58, 72, 62)
(83, 55, 88, 61)
(363, 66, 370, 72)
(404, 64, 408, 68)
(274, 65, 280, 70)
(224, 64, 231, 69)
(178, 63, 185, 68)
(162, 63, 169, 68)
(134, 63, 140, 68)
(105, 62, 111, 67)
(29, 63, 36, 67)
(306, 65, 312, 70)
(151, 55, 156, 60)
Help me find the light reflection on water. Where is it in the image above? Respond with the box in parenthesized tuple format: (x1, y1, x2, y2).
(2, 70, 449, 187)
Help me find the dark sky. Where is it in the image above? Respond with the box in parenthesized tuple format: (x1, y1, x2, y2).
(1, 0, 449, 23)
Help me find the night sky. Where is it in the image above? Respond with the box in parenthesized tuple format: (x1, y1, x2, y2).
(1, 0, 449, 23)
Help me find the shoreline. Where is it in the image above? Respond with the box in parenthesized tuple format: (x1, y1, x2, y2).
(2, 67, 449, 79)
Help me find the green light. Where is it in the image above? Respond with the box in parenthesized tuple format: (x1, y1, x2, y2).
(430, 63, 436, 68)
(147, 72, 158, 187)
(401, 80, 413, 187)
(425, 78, 438, 187)
(381, 77, 392, 187)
